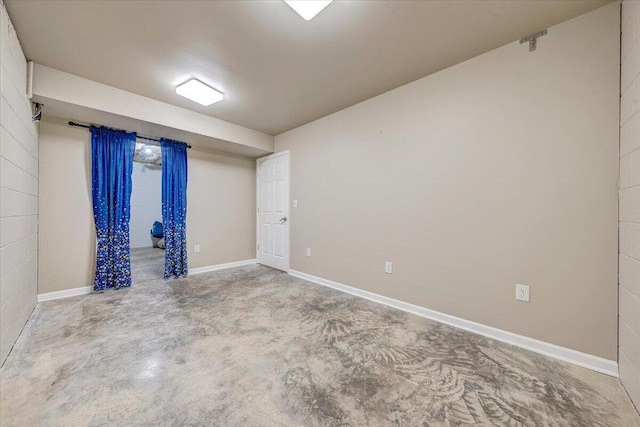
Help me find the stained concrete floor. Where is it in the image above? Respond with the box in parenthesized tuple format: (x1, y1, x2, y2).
(1, 248, 639, 426)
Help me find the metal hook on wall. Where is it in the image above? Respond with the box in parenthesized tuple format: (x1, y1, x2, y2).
(520, 30, 548, 52)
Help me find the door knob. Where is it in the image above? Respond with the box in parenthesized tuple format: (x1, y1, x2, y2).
(280, 217, 288, 223)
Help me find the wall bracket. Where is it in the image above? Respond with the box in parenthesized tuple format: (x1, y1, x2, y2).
(520, 30, 548, 52)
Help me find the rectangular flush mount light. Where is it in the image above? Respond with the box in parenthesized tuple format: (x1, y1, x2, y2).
(176, 79, 224, 106)
(284, 0, 333, 21)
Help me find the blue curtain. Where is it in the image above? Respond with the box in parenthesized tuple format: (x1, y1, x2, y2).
(91, 126, 136, 291)
(161, 138, 188, 278)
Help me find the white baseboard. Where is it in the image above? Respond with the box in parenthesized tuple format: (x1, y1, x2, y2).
(37, 260, 257, 302)
(288, 269, 619, 378)
(38, 286, 93, 303)
(189, 259, 256, 275)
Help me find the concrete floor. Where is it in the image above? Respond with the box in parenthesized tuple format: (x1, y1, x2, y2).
(1, 248, 639, 426)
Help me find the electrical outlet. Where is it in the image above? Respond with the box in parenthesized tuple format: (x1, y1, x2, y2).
(306, 248, 311, 257)
(194, 244, 200, 253)
(293, 200, 298, 208)
(385, 261, 393, 274)
(515, 284, 530, 302)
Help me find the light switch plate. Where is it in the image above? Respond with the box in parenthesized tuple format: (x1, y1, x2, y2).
(293, 200, 298, 208)
(194, 245, 200, 253)
(385, 262, 393, 274)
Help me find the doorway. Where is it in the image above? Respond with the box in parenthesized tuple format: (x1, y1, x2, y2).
(130, 143, 165, 282)
(256, 151, 290, 271)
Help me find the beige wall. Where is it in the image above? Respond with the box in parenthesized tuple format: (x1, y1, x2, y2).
(38, 119, 94, 293)
(187, 147, 256, 268)
(38, 117, 255, 294)
(620, 0, 640, 410)
(275, 3, 620, 360)
(0, 2, 38, 366)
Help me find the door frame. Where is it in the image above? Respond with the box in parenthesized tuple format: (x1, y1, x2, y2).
(256, 150, 291, 272)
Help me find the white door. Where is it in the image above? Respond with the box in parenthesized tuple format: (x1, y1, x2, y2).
(257, 151, 290, 271)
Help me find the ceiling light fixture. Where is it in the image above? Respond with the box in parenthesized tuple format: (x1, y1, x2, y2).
(284, 0, 333, 21)
(141, 145, 154, 156)
(176, 79, 224, 106)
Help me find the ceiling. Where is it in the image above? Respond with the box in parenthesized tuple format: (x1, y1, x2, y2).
(6, 0, 611, 136)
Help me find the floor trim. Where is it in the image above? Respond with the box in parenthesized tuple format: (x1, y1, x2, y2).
(288, 269, 619, 378)
(189, 259, 257, 275)
(38, 286, 92, 303)
(38, 260, 258, 302)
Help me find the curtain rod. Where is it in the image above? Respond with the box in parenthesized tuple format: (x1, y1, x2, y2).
(68, 121, 192, 149)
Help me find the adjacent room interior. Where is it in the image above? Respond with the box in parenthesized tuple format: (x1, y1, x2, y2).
(129, 141, 166, 282)
(0, 0, 639, 425)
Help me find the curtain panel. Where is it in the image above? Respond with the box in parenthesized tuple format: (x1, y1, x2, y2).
(161, 138, 189, 278)
(91, 126, 136, 291)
